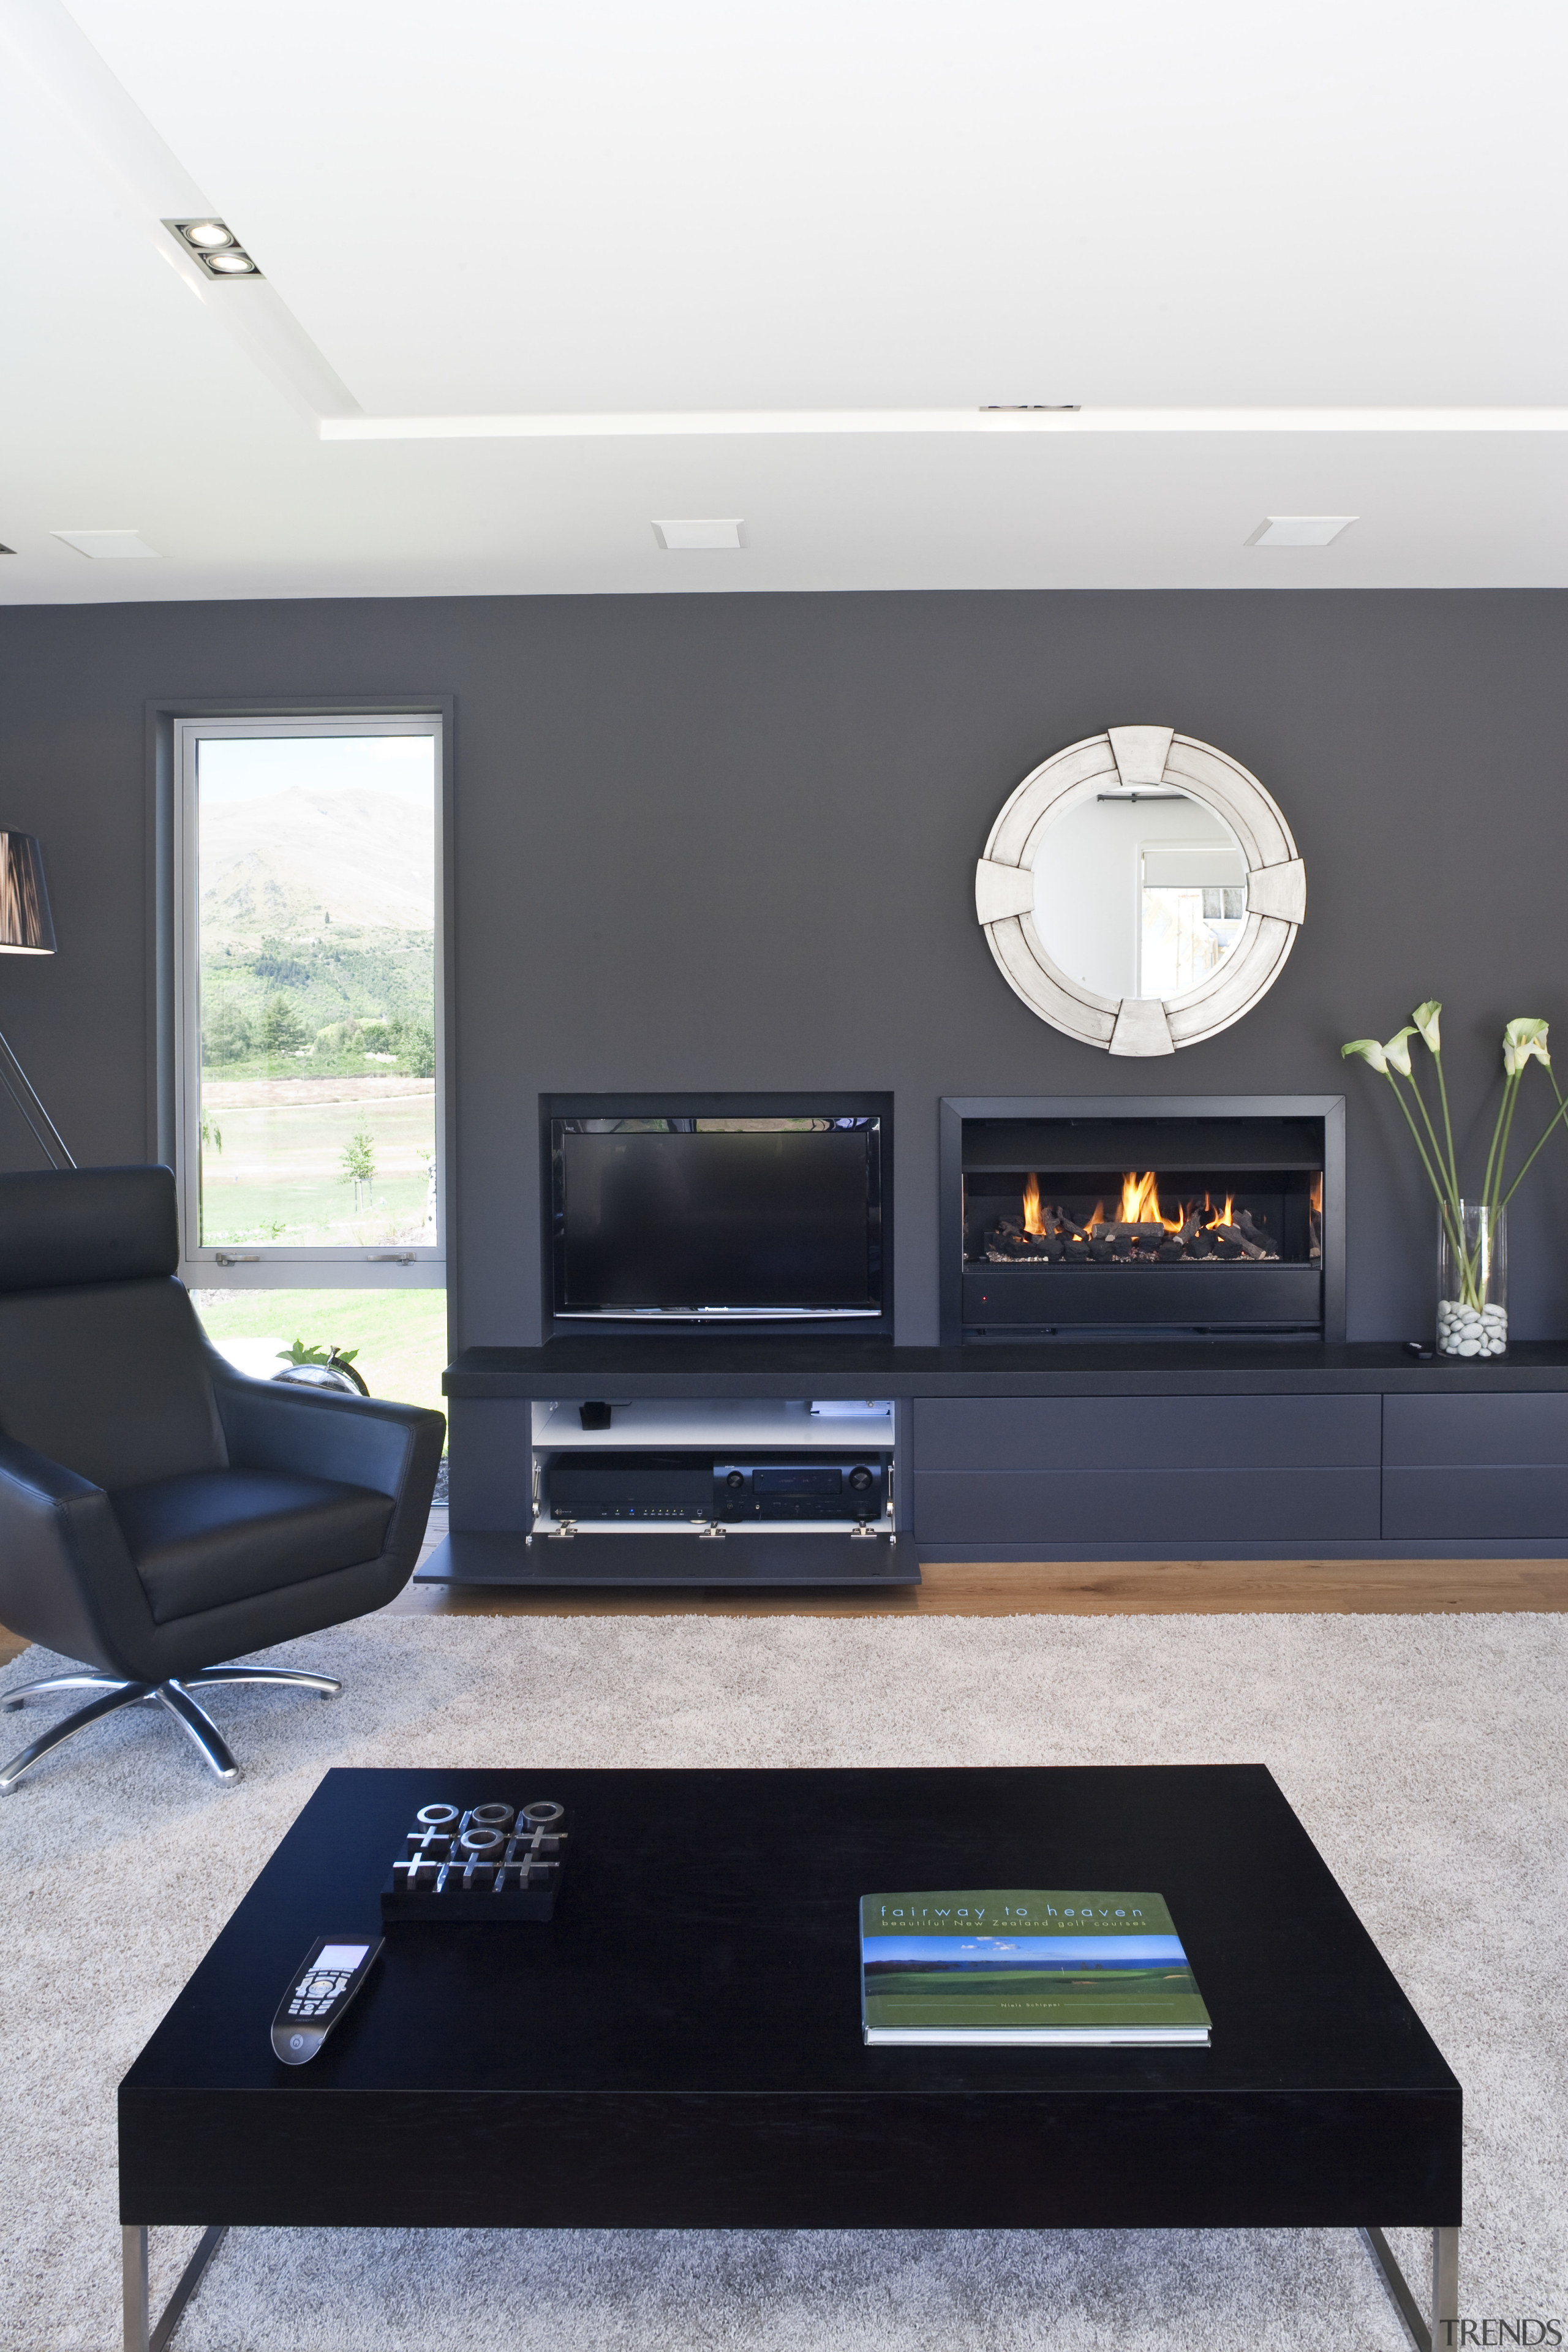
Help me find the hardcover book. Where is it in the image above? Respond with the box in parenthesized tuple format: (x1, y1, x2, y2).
(861, 1890, 1212, 2046)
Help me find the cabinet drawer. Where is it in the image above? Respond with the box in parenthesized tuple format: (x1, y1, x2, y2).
(1382, 1469, 1568, 1542)
(1384, 1393, 1568, 1468)
(913, 1468, 1382, 1547)
(913, 1395, 1380, 1474)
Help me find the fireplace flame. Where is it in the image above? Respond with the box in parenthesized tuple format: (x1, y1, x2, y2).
(1118, 1170, 1162, 1224)
(1022, 1172, 1047, 1235)
(1310, 1172, 1323, 1216)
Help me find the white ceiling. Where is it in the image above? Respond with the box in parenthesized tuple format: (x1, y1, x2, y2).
(3, 0, 1567, 602)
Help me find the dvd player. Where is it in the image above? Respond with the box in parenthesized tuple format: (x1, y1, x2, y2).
(546, 1451, 888, 1524)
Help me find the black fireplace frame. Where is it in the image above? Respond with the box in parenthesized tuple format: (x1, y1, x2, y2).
(938, 1095, 1346, 1346)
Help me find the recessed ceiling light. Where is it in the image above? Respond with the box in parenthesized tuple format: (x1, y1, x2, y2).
(652, 519, 745, 550)
(163, 219, 263, 279)
(53, 530, 162, 560)
(1245, 516, 1357, 547)
(979, 404, 1082, 413)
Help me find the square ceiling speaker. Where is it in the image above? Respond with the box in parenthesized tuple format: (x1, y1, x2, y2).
(652, 519, 745, 550)
(1245, 516, 1357, 548)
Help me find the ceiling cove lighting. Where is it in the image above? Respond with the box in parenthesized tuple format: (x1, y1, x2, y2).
(652, 519, 745, 550)
(163, 219, 263, 278)
(52, 530, 161, 560)
(1245, 516, 1358, 547)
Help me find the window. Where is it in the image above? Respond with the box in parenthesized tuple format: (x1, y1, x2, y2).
(1139, 842, 1248, 1001)
(174, 715, 443, 1286)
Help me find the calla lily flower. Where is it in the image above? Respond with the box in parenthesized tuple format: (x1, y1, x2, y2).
(1382, 1027, 1419, 1079)
(1342, 1038, 1389, 1074)
(1503, 1017, 1550, 1076)
(1411, 1001, 1442, 1052)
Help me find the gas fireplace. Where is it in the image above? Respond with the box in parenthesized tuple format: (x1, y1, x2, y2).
(940, 1097, 1345, 1343)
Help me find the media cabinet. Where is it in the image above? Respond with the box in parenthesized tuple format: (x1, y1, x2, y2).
(420, 1339, 1568, 1589)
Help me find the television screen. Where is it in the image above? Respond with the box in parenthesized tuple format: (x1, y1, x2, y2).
(553, 1120, 882, 1319)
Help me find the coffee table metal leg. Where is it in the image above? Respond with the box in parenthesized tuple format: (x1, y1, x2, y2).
(1432, 2225, 1459, 2341)
(1360, 2224, 1460, 2352)
(122, 2222, 228, 2352)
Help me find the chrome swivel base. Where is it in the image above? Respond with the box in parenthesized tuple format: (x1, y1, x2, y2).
(0, 1664, 340, 1792)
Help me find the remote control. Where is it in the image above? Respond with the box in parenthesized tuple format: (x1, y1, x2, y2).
(271, 1935, 383, 2065)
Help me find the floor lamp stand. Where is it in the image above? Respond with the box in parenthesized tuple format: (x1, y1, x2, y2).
(0, 1022, 75, 1169)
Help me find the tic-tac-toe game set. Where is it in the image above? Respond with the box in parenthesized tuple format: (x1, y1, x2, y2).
(382, 1799, 570, 1921)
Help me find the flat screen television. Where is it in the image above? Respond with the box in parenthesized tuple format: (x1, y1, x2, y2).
(550, 1117, 883, 1321)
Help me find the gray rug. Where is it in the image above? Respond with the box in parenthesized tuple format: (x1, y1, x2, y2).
(2, 1610, 1565, 2351)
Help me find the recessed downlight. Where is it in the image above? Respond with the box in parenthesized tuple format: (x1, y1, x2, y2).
(53, 530, 162, 560)
(163, 219, 263, 279)
(1245, 515, 1357, 547)
(652, 518, 745, 550)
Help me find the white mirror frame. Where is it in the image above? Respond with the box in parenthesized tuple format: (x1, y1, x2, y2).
(974, 725, 1305, 1057)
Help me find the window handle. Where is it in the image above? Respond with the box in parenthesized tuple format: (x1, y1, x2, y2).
(370, 1252, 417, 1265)
(214, 1252, 261, 1267)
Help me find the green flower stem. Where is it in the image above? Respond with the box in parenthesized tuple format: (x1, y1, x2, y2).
(1499, 1073, 1523, 1206)
(1431, 1049, 1461, 1207)
(1500, 1077, 1568, 1210)
(1385, 1071, 1463, 1255)
(1406, 1061, 1458, 1221)
(1478, 1074, 1506, 1216)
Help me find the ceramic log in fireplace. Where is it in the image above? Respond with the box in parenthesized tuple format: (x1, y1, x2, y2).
(939, 1097, 1346, 1343)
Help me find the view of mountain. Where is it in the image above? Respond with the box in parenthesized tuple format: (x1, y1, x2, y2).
(200, 786, 434, 941)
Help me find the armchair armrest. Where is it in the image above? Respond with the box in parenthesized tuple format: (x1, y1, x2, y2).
(209, 1370, 447, 1570)
(0, 1434, 154, 1674)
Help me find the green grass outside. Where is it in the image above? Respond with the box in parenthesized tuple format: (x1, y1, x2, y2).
(198, 1090, 435, 1249)
(192, 1288, 450, 1430)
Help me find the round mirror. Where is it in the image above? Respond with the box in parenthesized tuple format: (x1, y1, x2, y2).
(974, 727, 1305, 1055)
(1032, 791, 1250, 1003)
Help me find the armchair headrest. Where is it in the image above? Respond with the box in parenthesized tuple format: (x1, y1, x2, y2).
(0, 1165, 180, 1294)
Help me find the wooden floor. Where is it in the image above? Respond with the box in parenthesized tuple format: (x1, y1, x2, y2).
(4, 1528, 1565, 1667)
(390, 1551, 1568, 1619)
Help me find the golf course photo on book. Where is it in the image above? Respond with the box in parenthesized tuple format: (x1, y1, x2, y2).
(860, 1889, 1212, 2046)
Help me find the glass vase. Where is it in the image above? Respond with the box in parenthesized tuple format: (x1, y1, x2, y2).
(1436, 1203, 1507, 1359)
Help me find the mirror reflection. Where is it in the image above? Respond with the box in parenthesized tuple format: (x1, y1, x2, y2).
(1032, 790, 1248, 1001)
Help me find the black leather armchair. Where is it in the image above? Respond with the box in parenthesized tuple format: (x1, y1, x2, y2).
(0, 1166, 446, 1791)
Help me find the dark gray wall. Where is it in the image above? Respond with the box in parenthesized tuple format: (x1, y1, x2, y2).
(2, 590, 1565, 1346)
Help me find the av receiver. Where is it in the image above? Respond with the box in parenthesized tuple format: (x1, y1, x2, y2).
(546, 1451, 888, 1524)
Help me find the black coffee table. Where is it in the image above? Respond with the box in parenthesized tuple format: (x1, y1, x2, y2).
(119, 1765, 1460, 2351)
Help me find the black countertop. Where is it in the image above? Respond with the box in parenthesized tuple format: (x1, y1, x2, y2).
(444, 1338, 1568, 1399)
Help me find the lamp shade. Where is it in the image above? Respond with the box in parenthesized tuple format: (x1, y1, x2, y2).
(0, 832, 57, 954)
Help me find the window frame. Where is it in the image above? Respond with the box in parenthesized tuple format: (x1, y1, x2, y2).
(172, 710, 448, 1291)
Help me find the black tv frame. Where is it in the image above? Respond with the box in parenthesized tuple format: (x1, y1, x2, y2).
(541, 1093, 895, 1341)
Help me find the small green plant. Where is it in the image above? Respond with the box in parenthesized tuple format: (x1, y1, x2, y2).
(278, 1339, 360, 1371)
